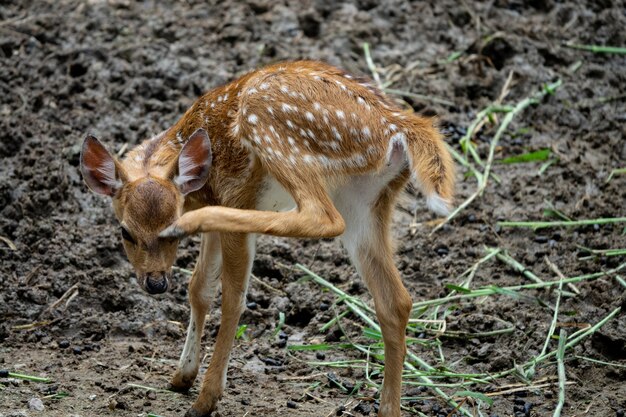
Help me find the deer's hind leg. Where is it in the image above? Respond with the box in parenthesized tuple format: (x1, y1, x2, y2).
(337, 170, 413, 417)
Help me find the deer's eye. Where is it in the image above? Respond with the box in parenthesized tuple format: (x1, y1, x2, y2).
(121, 227, 136, 244)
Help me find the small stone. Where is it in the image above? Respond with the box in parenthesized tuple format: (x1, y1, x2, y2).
(320, 302, 330, 311)
(524, 403, 532, 416)
(435, 245, 449, 256)
(88, 394, 96, 401)
(246, 301, 258, 310)
(58, 340, 70, 349)
(146, 390, 157, 400)
(616, 409, 624, 417)
(0, 369, 8, 378)
(534, 235, 549, 243)
(276, 339, 287, 348)
(278, 331, 288, 340)
(72, 347, 82, 355)
(241, 398, 251, 406)
(353, 401, 371, 414)
(316, 352, 326, 360)
(29, 397, 45, 411)
(287, 400, 297, 409)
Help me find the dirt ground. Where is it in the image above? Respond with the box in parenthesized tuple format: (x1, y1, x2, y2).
(1, 0, 625, 416)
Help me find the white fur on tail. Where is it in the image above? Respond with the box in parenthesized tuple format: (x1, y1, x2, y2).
(426, 193, 450, 216)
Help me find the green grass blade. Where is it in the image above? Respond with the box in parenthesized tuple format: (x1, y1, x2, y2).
(499, 148, 550, 164)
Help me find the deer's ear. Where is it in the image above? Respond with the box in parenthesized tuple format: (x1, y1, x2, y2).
(174, 129, 212, 195)
(80, 135, 126, 196)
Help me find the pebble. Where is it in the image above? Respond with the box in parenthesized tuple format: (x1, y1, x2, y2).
(278, 331, 288, 340)
(353, 402, 371, 414)
(72, 346, 82, 355)
(320, 302, 330, 311)
(28, 397, 45, 411)
(58, 340, 70, 349)
(616, 409, 624, 417)
(246, 301, 257, 310)
(435, 245, 449, 256)
(534, 235, 549, 243)
(241, 398, 250, 406)
(0, 369, 8, 378)
(287, 400, 297, 409)
(316, 352, 326, 360)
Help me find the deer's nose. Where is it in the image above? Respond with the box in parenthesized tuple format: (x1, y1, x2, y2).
(144, 272, 169, 294)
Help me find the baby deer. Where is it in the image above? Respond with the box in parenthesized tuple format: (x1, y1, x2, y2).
(80, 60, 454, 417)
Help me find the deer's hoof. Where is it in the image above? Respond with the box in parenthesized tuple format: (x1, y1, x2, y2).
(168, 371, 195, 393)
(184, 408, 210, 417)
(184, 405, 216, 417)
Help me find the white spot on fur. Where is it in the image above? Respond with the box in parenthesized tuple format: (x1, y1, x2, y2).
(260, 82, 269, 90)
(335, 110, 345, 119)
(286, 120, 295, 129)
(313, 102, 322, 111)
(281, 103, 296, 113)
(305, 111, 315, 122)
(248, 114, 258, 125)
(331, 126, 342, 141)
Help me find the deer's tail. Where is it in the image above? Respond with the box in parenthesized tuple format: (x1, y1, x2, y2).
(402, 116, 455, 216)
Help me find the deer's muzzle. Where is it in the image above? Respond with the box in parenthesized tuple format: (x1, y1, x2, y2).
(142, 271, 170, 294)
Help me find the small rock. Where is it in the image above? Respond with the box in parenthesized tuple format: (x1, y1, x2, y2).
(88, 394, 96, 401)
(616, 409, 624, 417)
(58, 340, 70, 349)
(435, 245, 449, 256)
(72, 346, 82, 355)
(353, 401, 371, 414)
(146, 390, 157, 400)
(287, 400, 297, 409)
(278, 331, 288, 340)
(246, 301, 258, 310)
(320, 302, 330, 311)
(29, 397, 45, 411)
(534, 235, 549, 243)
(316, 351, 326, 360)
(241, 398, 250, 406)
(0, 369, 8, 378)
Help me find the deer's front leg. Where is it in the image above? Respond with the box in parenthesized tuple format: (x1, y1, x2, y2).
(171, 232, 222, 391)
(186, 232, 256, 417)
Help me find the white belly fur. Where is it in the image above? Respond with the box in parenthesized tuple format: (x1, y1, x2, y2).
(256, 175, 297, 212)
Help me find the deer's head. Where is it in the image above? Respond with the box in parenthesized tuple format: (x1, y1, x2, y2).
(79, 129, 212, 294)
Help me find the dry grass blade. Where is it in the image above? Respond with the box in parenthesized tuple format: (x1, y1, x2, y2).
(0, 236, 17, 250)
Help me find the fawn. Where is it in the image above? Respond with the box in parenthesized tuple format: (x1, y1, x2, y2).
(80, 60, 454, 417)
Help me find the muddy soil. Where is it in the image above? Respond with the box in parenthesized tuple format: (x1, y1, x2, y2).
(1, 0, 625, 416)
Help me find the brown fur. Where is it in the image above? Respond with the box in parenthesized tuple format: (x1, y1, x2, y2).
(80, 60, 455, 417)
